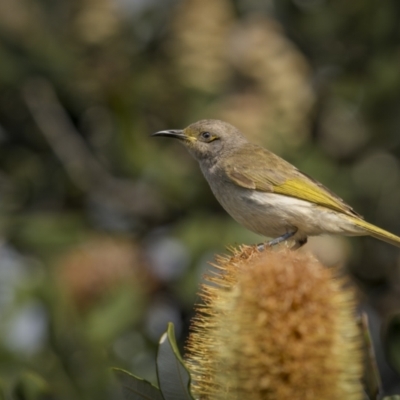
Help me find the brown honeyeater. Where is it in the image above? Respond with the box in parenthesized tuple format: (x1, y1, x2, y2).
(153, 119, 400, 249)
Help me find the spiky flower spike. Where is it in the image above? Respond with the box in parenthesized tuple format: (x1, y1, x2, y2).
(185, 246, 363, 400)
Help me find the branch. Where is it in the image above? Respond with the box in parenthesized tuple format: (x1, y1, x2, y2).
(22, 78, 163, 221)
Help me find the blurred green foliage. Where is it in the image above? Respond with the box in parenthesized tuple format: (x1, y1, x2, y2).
(0, 0, 400, 398)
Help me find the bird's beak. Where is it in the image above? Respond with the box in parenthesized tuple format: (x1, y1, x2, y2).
(151, 129, 187, 140)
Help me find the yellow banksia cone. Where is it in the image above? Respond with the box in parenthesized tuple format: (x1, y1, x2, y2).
(217, 16, 315, 152)
(185, 246, 363, 400)
(169, 0, 234, 93)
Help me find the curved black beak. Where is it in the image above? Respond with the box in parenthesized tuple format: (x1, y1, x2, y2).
(151, 129, 186, 140)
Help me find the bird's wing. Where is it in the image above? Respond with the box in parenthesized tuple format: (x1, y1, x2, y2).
(223, 145, 361, 218)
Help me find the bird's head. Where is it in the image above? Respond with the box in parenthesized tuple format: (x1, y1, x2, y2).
(152, 119, 247, 162)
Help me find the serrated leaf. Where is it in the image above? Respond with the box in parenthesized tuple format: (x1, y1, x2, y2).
(156, 323, 194, 400)
(113, 368, 164, 400)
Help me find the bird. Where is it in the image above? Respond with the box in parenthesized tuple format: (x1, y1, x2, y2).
(152, 119, 400, 249)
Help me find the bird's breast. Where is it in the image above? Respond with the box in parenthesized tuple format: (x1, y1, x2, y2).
(209, 184, 298, 237)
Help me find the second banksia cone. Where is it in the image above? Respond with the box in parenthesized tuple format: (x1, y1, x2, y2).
(185, 246, 363, 400)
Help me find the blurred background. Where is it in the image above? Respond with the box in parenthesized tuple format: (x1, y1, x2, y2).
(0, 0, 400, 398)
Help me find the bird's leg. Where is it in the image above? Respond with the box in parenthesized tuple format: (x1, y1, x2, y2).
(257, 230, 297, 251)
(291, 237, 308, 250)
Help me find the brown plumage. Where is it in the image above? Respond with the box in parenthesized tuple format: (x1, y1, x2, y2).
(153, 119, 400, 248)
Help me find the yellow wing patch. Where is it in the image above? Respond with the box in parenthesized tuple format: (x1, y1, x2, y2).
(273, 179, 352, 214)
(224, 146, 359, 217)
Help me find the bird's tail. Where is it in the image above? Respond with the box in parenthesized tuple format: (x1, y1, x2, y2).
(351, 217, 400, 248)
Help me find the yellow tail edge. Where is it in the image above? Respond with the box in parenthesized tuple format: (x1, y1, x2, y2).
(352, 217, 400, 248)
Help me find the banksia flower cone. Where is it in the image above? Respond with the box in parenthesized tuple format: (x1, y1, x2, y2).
(186, 246, 363, 400)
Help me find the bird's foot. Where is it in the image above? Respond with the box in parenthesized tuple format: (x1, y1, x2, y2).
(257, 231, 297, 251)
(291, 237, 308, 250)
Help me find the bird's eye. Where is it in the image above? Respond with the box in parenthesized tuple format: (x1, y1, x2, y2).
(201, 131, 211, 140)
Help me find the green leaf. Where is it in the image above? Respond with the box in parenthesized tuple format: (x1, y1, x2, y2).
(0, 380, 5, 400)
(359, 313, 382, 399)
(113, 368, 164, 400)
(156, 323, 194, 400)
(382, 396, 400, 400)
(384, 313, 400, 375)
(12, 372, 52, 400)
